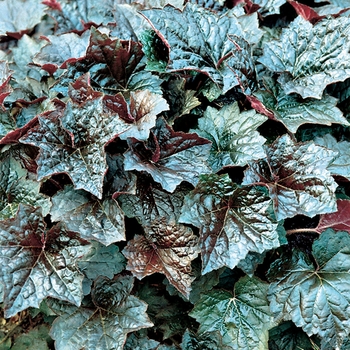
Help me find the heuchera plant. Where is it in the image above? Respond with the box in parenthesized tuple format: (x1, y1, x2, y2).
(2, 0, 350, 349)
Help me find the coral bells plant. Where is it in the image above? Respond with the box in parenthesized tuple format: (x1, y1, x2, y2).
(2, 0, 350, 349)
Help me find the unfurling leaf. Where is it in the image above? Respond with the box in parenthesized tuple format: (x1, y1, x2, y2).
(243, 134, 338, 220)
(50, 185, 125, 245)
(189, 276, 275, 350)
(193, 102, 267, 172)
(268, 229, 350, 349)
(124, 117, 211, 192)
(123, 218, 199, 297)
(259, 16, 350, 99)
(49, 275, 153, 350)
(0, 204, 91, 318)
(179, 174, 280, 274)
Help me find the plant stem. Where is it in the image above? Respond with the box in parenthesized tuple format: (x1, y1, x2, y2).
(286, 228, 318, 235)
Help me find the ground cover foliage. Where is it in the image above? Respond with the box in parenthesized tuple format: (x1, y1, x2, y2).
(2, 0, 350, 348)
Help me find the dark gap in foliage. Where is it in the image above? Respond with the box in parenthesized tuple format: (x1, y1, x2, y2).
(123, 217, 144, 247)
(40, 173, 72, 197)
(218, 166, 245, 184)
(217, 267, 245, 290)
(105, 138, 128, 155)
(257, 119, 288, 143)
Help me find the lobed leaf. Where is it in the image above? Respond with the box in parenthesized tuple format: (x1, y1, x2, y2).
(242, 134, 338, 220)
(189, 276, 275, 349)
(0, 204, 90, 318)
(193, 101, 267, 172)
(179, 173, 280, 274)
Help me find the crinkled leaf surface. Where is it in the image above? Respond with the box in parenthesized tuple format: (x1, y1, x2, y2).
(20, 75, 131, 198)
(50, 185, 125, 245)
(124, 117, 211, 192)
(267, 229, 350, 349)
(259, 16, 350, 99)
(181, 329, 231, 350)
(142, 3, 262, 93)
(33, 31, 91, 72)
(179, 174, 280, 274)
(124, 332, 160, 350)
(254, 78, 349, 133)
(0, 0, 46, 36)
(123, 218, 199, 297)
(0, 155, 51, 220)
(0, 61, 12, 109)
(78, 242, 125, 280)
(189, 276, 275, 350)
(254, 0, 286, 15)
(242, 134, 338, 220)
(314, 134, 350, 181)
(49, 275, 153, 350)
(0, 204, 90, 318)
(192, 102, 267, 172)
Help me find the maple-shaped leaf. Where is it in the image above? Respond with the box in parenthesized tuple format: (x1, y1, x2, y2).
(123, 217, 200, 298)
(0, 155, 51, 220)
(179, 173, 280, 274)
(124, 332, 160, 350)
(49, 275, 153, 350)
(181, 329, 232, 350)
(141, 3, 262, 93)
(253, 77, 349, 133)
(0, 0, 45, 37)
(192, 101, 267, 172)
(0, 61, 12, 110)
(50, 185, 125, 245)
(267, 229, 350, 349)
(189, 276, 275, 350)
(87, 27, 143, 89)
(242, 134, 338, 220)
(314, 134, 350, 181)
(124, 117, 211, 193)
(259, 16, 350, 99)
(20, 75, 131, 198)
(33, 31, 90, 74)
(0, 204, 91, 318)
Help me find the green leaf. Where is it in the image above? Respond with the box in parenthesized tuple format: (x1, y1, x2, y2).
(0, 155, 51, 220)
(192, 102, 267, 172)
(0, 0, 46, 36)
(179, 174, 280, 274)
(314, 134, 350, 181)
(254, 0, 286, 15)
(11, 324, 52, 350)
(123, 218, 199, 298)
(0, 204, 91, 318)
(181, 329, 231, 350)
(142, 4, 262, 93)
(49, 275, 153, 350)
(50, 185, 125, 245)
(259, 16, 350, 99)
(124, 332, 160, 350)
(189, 276, 275, 350)
(243, 134, 338, 220)
(254, 77, 349, 133)
(268, 229, 350, 349)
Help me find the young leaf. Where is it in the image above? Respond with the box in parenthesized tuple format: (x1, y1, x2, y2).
(259, 16, 350, 99)
(50, 185, 125, 245)
(179, 174, 280, 274)
(0, 155, 51, 220)
(242, 134, 338, 220)
(189, 276, 275, 350)
(192, 102, 267, 172)
(314, 134, 350, 181)
(124, 117, 211, 193)
(0, 204, 90, 318)
(142, 3, 262, 93)
(49, 275, 153, 350)
(268, 229, 350, 349)
(123, 218, 200, 297)
(0, 0, 45, 37)
(315, 199, 350, 234)
(254, 78, 349, 133)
